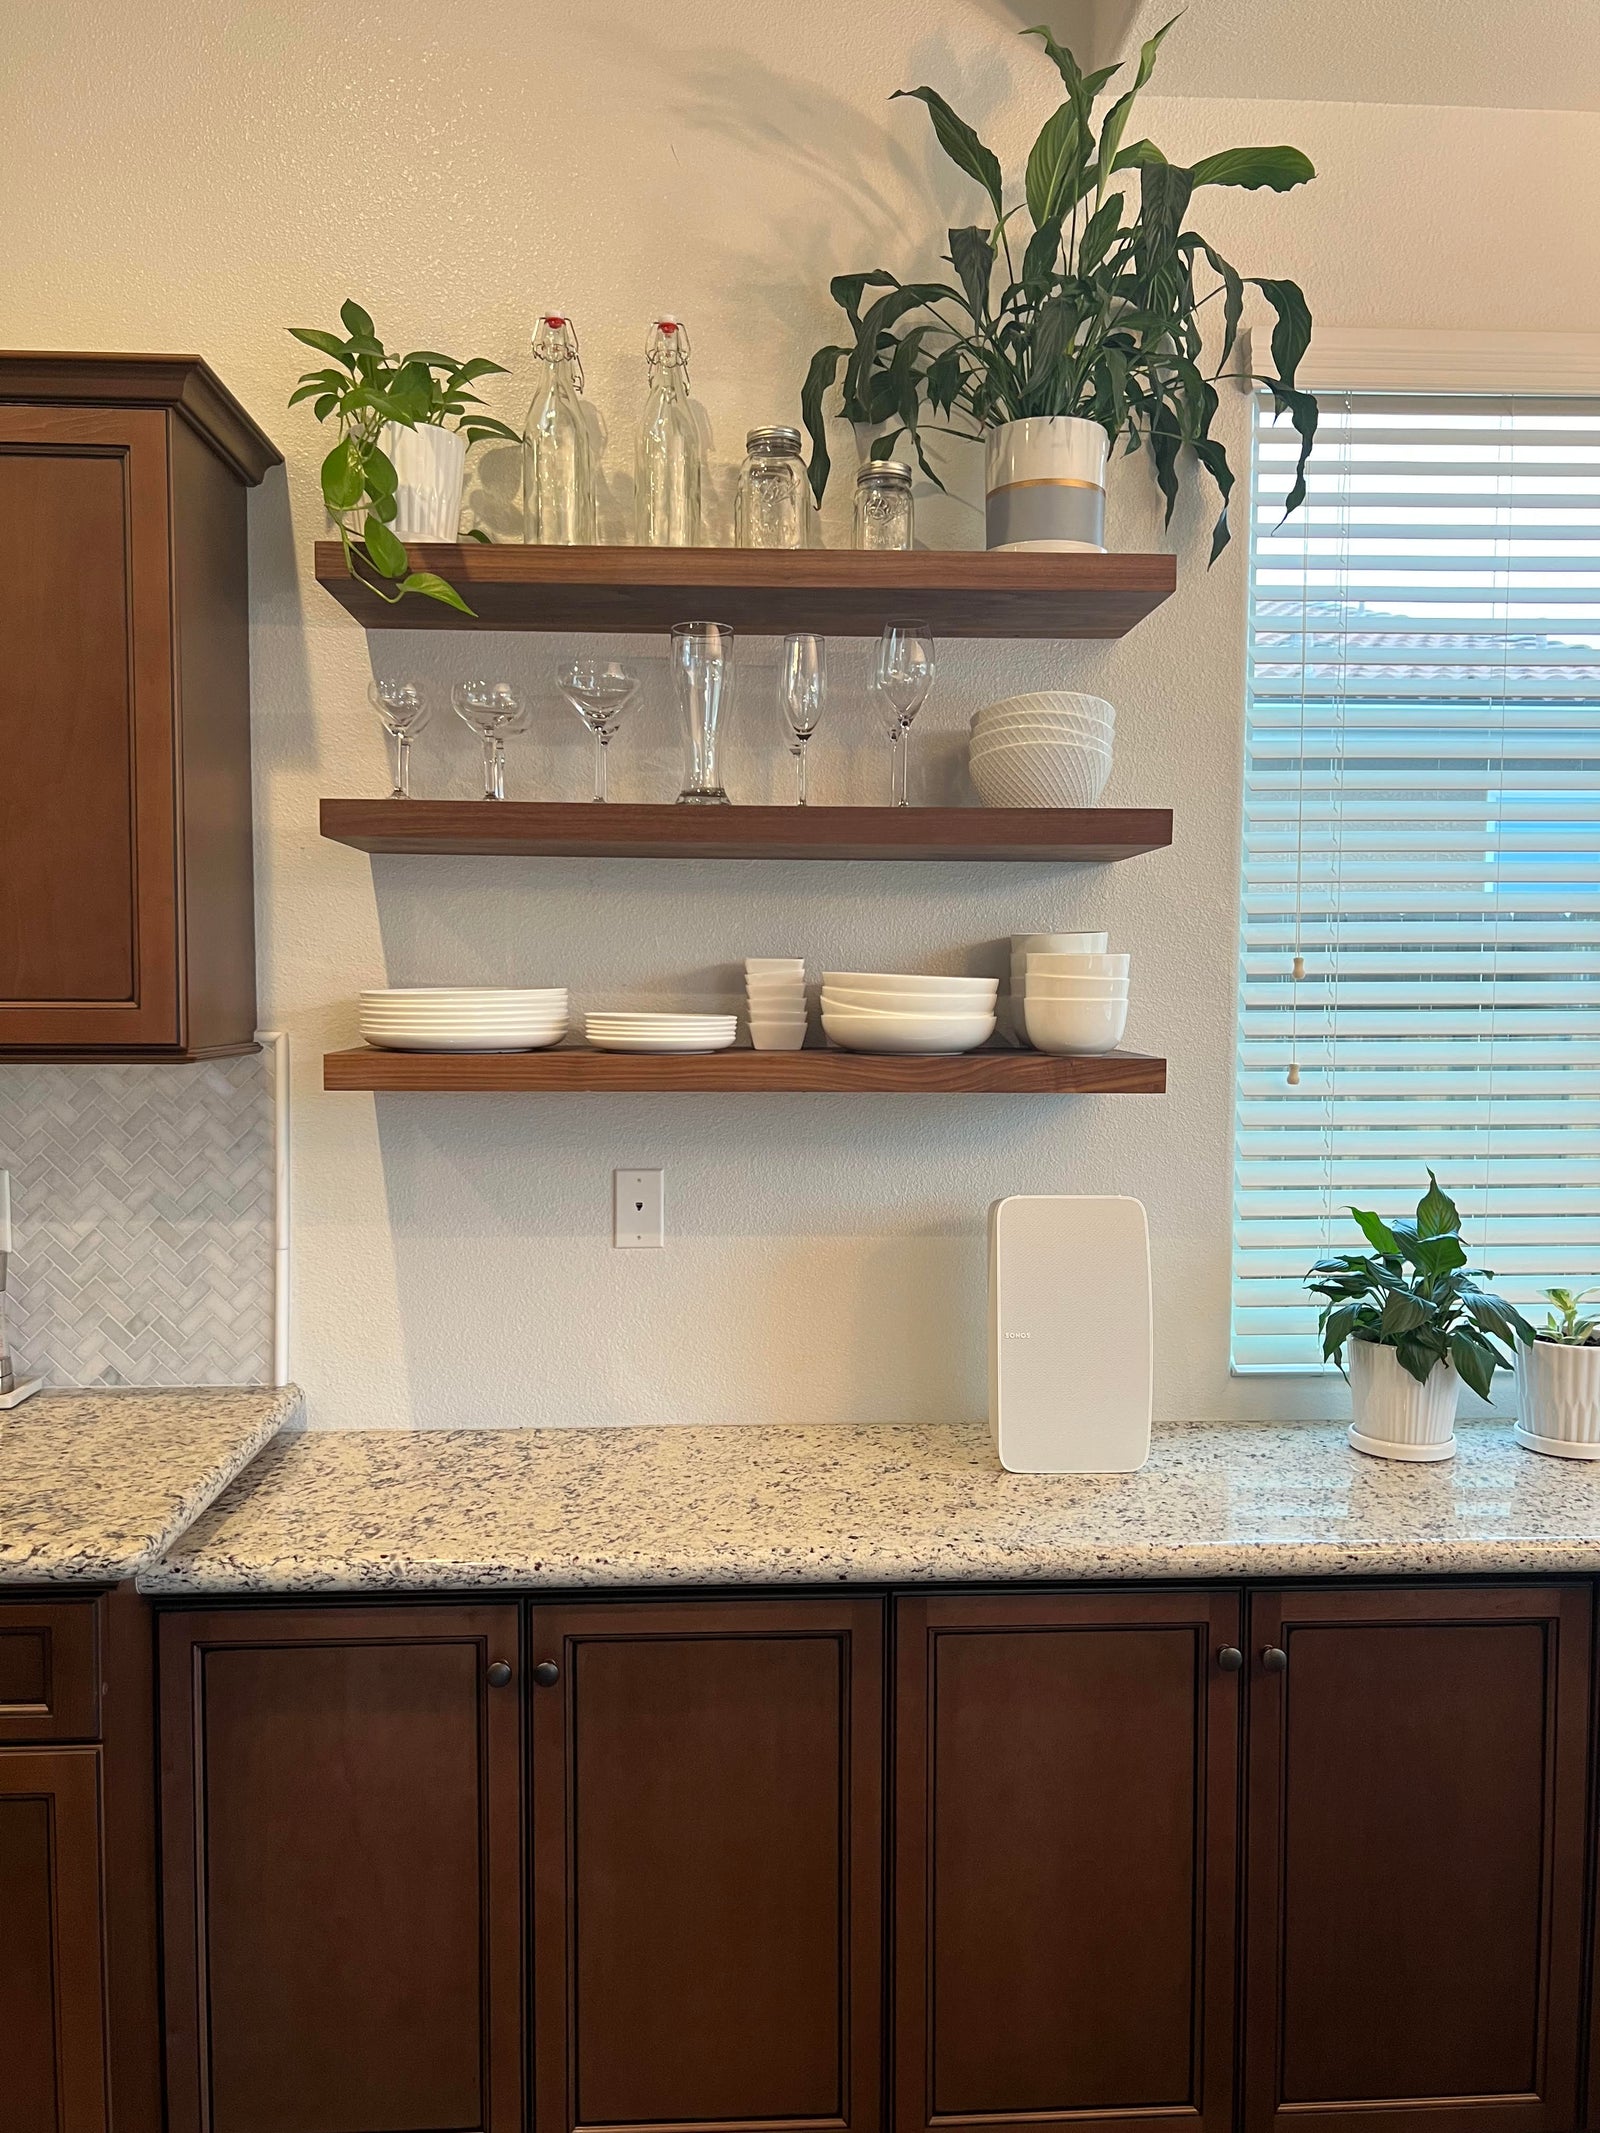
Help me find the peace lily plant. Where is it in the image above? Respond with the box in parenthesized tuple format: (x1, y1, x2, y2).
(802, 16, 1318, 558)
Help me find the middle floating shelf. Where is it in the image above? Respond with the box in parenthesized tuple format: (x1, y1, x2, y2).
(320, 800, 1172, 864)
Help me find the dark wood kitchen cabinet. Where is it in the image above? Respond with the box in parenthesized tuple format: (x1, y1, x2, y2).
(1242, 1583, 1591, 2133)
(895, 1590, 1242, 2133)
(0, 1746, 109, 2133)
(158, 1604, 524, 2133)
(0, 353, 279, 1058)
(529, 1595, 885, 2133)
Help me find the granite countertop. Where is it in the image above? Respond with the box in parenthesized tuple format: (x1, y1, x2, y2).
(141, 1414, 1600, 1594)
(0, 1385, 303, 1584)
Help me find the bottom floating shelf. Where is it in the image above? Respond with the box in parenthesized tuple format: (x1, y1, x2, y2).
(323, 1046, 1167, 1095)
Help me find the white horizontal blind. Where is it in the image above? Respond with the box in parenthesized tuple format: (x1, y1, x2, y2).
(1232, 391, 1600, 1372)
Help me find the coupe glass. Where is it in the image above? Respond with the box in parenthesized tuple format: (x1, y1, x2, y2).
(558, 659, 640, 802)
(452, 680, 530, 800)
(873, 619, 935, 807)
(672, 621, 734, 805)
(367, 679, 429, 797)
(778, 634, 826, 804)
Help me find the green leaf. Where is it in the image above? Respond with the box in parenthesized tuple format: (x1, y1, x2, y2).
(289, 326, 351, 361)
(1260, 374, 1318, 515)
(1394, 1331, 1447, 1385)
(1076, 193, 1124, 276)
(1450, 1328, 1499, 1402)
(1189, 145, 1315, 191)
(1348, 1206, 1404, 1260)
(1415, 1170, 1459, 1239)
(364, 446, 398, 498)
(287, 381, 327, 407)
(1408, 1232, 1468, 1277)
(362, 514, 409, 579)
(339, 298, 376, 340)
(1378, 1289, 1434, 1342)
(1464, 1290, 1538, 1349)
(800, 343, 849, 503)
(446, 356, 507, 386)
(892, 86, 1004, 218)
(1095, 13, 1180, 195)
(1112, 138, 1166, 172)
(312, 393, 338, 421)
(319, 437, 365, 512)
(947, 226, 996, 320)
(463, 528, 493, 544)
(1320, 1299, 1360, 1361)
(462, 417, 522, 444)
(1136, 158, 1193, 272)
(830, 270, 898, 331)
(398, 570, 474, 614)
(1025, 103, 1083, 229)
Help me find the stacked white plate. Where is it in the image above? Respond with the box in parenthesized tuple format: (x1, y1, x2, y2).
(1020, 951, 1129, 1055)
(819, 971, 998, 1055)
(360, 987, 568, 1052)
(969, 691, 1114, 809)
(1008, 932, 1107, 1045)
(585, 1013, 738, 1054)
(746, 958, 808, 1053)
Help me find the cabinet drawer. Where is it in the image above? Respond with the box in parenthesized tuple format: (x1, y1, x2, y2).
(0, 1600, 99, 1742)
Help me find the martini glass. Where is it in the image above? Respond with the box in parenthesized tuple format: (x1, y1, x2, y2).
(367, 679, 429, 796)
(452, 680, 530, 800)
(557, 660, 641, 802)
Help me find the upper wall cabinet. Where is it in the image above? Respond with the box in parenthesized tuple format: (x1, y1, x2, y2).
(0, 353, 280, 1060)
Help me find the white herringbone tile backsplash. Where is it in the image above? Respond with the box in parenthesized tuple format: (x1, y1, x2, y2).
(0, 1054, 274, 1387)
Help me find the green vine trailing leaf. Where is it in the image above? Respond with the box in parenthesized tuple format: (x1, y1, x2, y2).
(288, 300, 520, 614)
(801, 17, 1319, 559)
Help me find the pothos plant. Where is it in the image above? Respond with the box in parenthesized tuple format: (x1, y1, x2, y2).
(1533, 1289, 1600, 1346)
(801, 17, 1318, 558)
(288, 299, 519, 614)
(1305, 1173, 1535, 1401)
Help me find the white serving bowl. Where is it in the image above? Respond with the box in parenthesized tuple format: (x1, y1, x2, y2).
(821, 971, 998, 998)
(970, 748, 1112, 811)
(975, 689, 1115, 724)
(1023, 994, 1129, 1053)
(821, 999, 996, 1030)
(749, 1025, 807, 1051)
(821, 1008, 995, 1054)
(1013, 932, 1109, 955)
(1026, 951, 1129, 976)
(1024, 975, 1129, 997)
(823, 985, 1002, 1013)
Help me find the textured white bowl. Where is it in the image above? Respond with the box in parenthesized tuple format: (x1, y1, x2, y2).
(1026, 952, 1129, 976)
(821, 971, 997, 998)
(821, 1008, 996, 1054)
(970, 745, 1111, 811)
(1022, 994, 1129, 1053)
(974, 690, 1114, 724)
(973, 713, 1114, 741)
(970, 731, 1113, 763)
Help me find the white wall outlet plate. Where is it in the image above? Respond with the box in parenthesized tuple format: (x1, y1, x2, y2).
(614, 1169, 664, 1248)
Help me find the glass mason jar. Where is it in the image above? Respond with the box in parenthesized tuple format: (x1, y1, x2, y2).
(736, 426, 810, 548)
(853, 459, 914, 550)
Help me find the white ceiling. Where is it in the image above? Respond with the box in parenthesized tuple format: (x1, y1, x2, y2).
(971, 0, 1600, 111)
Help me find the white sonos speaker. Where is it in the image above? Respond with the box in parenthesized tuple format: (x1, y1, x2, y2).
(989, 1195, 1152, 1473)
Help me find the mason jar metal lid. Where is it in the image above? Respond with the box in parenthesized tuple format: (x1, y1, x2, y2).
(746, 425, 803, 451)
(856, 459, 913, 483)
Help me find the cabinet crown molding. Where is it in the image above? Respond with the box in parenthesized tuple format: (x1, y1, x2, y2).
(0, 351, 282, 484)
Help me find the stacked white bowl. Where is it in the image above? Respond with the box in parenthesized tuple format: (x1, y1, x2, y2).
(1021, 951, 1129, 1055)
(585, 1012, 737, 1054)
(360, 987, 568, 1052)
(820, 972, 999, 1055)
(746, 959, 808, 1053)
(1008, 931, 1107, 1045)
(969, 691, 1114, 809)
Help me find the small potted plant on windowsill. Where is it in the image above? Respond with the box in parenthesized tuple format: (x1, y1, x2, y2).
(1515, 1290, 1600, 1459)
(288, 299, 519, 613)
(1306, 1174, 1533, 1463)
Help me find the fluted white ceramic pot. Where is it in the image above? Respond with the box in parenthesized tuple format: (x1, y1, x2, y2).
(1346, 1338, 1460, 1462)
(380, 421, 467, 540)
(985, 416, 1109, 552)
(1514, 1340, 1600, 1458)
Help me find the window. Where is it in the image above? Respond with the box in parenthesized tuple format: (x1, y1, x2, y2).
(1231, 389, 1600, 1372)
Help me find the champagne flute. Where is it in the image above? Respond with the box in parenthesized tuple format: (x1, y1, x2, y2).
(367, 679, 429, 797)
(452, 680, 530, 800)
(873, 619, 935, 807)
(558, 660, 640, 802)
(778, 634, 826, 804)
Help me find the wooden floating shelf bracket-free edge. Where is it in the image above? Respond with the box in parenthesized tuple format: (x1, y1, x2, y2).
(323, 1047, 1167, 1095)
(314, 542, 1176, 639)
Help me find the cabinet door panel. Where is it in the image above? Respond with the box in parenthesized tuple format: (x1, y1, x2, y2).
(160, 1605, 522, 2133)
(0, 1747, 109, 2133)
(531, 1596, 883, 2133)
(896, 1590, 1241, 2133)
(1243, 1584, 1589, 2133)
(0, 406, 178, 1047)
(0, 1600, 99, 1742)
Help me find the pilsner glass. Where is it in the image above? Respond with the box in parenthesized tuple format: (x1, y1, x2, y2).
(672, 621, 734, 804)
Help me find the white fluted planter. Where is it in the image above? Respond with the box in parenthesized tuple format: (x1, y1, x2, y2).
(380, 421, 467, 540)
(1514, 1340, 1600, 1458)
(1346, 1338, 1460, 1462)
(985, 416, 1109, 552)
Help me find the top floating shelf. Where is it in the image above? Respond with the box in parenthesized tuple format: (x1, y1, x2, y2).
(313, 542, 1176, 638)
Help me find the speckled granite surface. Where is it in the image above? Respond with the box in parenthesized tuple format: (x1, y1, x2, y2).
(0, 1386, 302, 1584)
(142, 1415, 1600, 1594)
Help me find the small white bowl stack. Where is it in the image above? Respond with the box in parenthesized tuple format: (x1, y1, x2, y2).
(745, 959, 808, 1052)
(585, 1012, 738, 1054)
(1021, 948, 1129, 1055)
(819, 972, 999, 1055)
(360, 987, 568, 1052)
(969, 691, 1114, 809)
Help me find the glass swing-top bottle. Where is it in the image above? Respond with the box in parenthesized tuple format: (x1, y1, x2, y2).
(635, 317, 705, 546)
(522, 313, 596, 544)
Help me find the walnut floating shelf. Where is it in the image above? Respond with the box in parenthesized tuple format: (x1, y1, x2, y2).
(319, 800, 1172, 864)
(313, 542, 1176, 638)
(323, 1046, 1167, 1095)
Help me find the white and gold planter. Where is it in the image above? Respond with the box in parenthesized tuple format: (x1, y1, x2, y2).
(985, 416, 1110, 553)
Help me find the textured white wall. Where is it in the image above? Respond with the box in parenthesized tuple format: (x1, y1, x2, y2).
(4, 2, 1598, 1425)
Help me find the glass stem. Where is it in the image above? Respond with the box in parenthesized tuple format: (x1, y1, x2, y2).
(899, 723, 912, 807)
(890, 725, 907, 807)
(483, 736, 503, 801)
(796, 742, 809, 806)
(594, 733, 608, 803)
(396, 733, 411, 798)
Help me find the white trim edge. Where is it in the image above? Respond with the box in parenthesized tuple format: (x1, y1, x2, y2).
(256, 1030, 291, 1388)
(1283, 325, 1600, 394)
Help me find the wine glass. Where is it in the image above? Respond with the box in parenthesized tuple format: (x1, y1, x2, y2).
(367, 679, 429, 797)
(873, 620, 934, 807)
(451, 680, 530, 800)
(557, 660, 640, 803)
(779, 634, 826, 805)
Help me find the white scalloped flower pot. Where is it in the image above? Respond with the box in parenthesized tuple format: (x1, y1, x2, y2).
(985, 416, 1109, 552)
(1346, 1338, 1461, 1462)
(380, 421, 467, 540)
(1514, 1340, 1600, 1459)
